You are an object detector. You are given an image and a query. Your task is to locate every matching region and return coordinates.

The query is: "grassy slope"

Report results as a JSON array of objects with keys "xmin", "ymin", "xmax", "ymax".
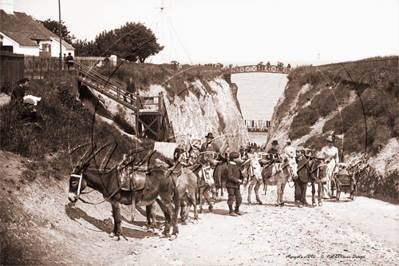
[
  {"xmin": 271, "ymin": 56, "xmax": 399, "ymax": 200},
  {"xmin": 0, "ymin": 64, "xmax": 227, "ymax": 264}
]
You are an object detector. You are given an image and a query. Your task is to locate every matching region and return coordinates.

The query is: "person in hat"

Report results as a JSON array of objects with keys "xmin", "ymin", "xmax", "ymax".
[
  {"xmin": 11, "ymin": 78, "xmax": 30, "ymax": 104},
  {"xmin": 319, "ymin": 135, "xmax": 339, "ymax": 198},
  {"xmin": 201, "ymin": 132, "xmax": 220, "ymax": 152},
  {"xmin": 282, "ymin": 139, "xmax": 297, "ymax": 182},
  {"xmin": 19, "ymin": 98, "xmax": 38, "ymax": 123},
  {"xmin": 200, "ymin": 132, "xmax": 220, "ymax": 162},
  {"xmin": 239, "ymin": 146, "xmax": 248, "ymax": 161},
  {"xmin": 267, "ymin": 140, "xmax": 280, "ymax": 161},
  {"xmin": 294, "ymin": 147, "xmax": 309, "ymax": 207},
  {"xmin": 223, "ymin": 151, "xmax": 244, "ymax": 216}
]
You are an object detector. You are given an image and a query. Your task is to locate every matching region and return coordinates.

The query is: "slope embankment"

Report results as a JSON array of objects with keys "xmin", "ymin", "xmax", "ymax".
[
  {"xmin": 0, "ymin": 64, "xmax": 249, "ymax": 264},
  {"xmin": 267, "ymin": 57, "xmax": 399, "ymax": 202}
]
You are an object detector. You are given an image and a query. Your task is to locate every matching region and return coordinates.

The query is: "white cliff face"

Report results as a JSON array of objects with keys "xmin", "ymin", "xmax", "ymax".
[
  {"xmin": 88, "ymin": 77, "xmax": 249, "ymax": 152},
  {"xmin": 161, "ymin": 78, "xmax": 249, "ymax": 152}
]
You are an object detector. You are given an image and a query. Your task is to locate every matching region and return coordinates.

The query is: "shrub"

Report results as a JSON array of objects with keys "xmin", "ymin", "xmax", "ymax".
[
  {"xmin": 289, "ymin": 125, "xmax": 312, "ymax": 140},
  {"xmin": 0, "ymin": 79, "xmax": 136, "ymax": 162}
]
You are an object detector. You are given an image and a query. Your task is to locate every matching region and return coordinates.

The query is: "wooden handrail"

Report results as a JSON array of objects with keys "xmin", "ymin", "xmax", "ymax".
[{"xmin": 75, "ymin": 61, "xmax": 138, "ymax": 107}]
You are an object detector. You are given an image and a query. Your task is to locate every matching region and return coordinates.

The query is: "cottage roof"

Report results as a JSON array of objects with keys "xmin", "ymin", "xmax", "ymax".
[{"xmin": 0, "ymin": 10, "xmax": 74, "ymax": 50}]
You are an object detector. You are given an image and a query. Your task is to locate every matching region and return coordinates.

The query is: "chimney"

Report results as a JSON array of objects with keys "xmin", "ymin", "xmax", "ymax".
[{"xmin": 0, "ymin": 0, "xmax": 14, "ymax": 15}]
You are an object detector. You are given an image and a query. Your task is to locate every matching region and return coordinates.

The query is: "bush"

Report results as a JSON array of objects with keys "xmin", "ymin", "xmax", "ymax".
[
  {"xmin": 289, "ymin": 125, "xmax": 312, "ymax": 140},
  {"xmin": 0, "ymin": 79, "xmax": 136, "ymax": 163}
]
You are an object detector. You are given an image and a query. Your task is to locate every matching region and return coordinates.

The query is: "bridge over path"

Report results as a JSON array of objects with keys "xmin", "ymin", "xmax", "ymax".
[{"xmin": 222, "ymin": 63, "xmax": 289, "ymax": 83}]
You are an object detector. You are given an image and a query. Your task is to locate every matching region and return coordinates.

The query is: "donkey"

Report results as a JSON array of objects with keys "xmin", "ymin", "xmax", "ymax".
[
  {"xmin": 68, "ymin": 144, "xmax": 180, "ymax": 240},
  {"xmin": 261, "ymin": 159, "xmax": 297, "ymax": 206},
  {"xmin": 122, "ymin": 149, "xmax": 199, "ymax": 227},
  {"xmin": 295, "ymin": 154, "xmax": 323, "ymax": 206},
  {"xmin": 243, "ymin": 154, "xmax": 263, "ymax": 205}
]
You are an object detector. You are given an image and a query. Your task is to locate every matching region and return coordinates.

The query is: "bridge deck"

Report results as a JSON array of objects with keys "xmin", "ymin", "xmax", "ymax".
[{"xmin": 223, "ymin": 64, "xmax": 289, "ymax": 74}]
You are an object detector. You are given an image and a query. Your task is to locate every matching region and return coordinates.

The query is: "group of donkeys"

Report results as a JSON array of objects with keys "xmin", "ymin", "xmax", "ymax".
[{"xmin": 67, "ymin": 142, "xmax": 335, "ymax": 241}]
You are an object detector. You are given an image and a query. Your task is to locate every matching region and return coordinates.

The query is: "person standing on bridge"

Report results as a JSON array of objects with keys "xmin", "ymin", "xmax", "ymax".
[{"xmin": 125, "ymin": 78, "xmax": 137, "ymax": 103}]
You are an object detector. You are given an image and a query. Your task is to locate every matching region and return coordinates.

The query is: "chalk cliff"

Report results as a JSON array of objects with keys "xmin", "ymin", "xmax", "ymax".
[
  {"xmin": 87, "ymin": 75, "xmax": 249, "ymax": 152},
  {"xmin": 266, "ymin": 59, "xmax": 399, "ymax": 200}
]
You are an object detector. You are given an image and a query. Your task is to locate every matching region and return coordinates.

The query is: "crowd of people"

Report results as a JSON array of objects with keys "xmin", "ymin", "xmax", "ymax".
[{"xmin": 174, "ymin": 132, "xmax": 346, "ymax": 215}]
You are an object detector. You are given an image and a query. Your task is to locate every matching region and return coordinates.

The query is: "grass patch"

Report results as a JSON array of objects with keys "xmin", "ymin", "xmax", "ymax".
[
  {"xmin": 284, "ymin": 56, "xmax": 398, "ymax": 158},
  {"xmin": 0, "ymin": 79, "xmax": 138, "ymax": 169}
]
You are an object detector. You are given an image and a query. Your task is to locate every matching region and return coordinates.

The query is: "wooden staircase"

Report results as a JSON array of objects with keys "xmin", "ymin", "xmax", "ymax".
[{"xmin": 75, "ymin": 61, "xmax": 173, "ymax": 141}]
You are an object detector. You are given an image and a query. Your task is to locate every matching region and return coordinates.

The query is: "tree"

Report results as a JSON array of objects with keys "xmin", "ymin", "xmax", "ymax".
[
  {"xmin": 72, "ymin": 39, "xmax": 99, "ymax": 56},
  {"xmin": 95, "ymin": 22, "xmax": 164, "ymax": 63},
  {"xmin": 38, "ymin": 19, "xmax": 75, "ymax": 44}
]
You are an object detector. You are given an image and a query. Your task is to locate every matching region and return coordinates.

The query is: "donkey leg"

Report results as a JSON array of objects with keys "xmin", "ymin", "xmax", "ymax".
[
  {"xmin": 318, "ymin": 182, "xmax": 323, "ymax": 206},
  {"xmin": 110, "ymin": 200, "xmax": 123, "ymax": 240},
  {"xmin": 276, "ymin": 183, "xmax": 281, "ymax": 206},
  {"xmin": 156, "ymin": 199, "xmax": 171, "ymax": 237},
  {"xmin": 130, "ymin": 198, "xmax": 136, "ymax": 223},
  {"xmin": 191, "ymin": 192, "xmax": 198, "ymax": 221},
  {"xmin": 254, "ymin": 179, "xmax": 263, "ymax": 204},
  {"xmin": 198, "ymin": 187, "xmax": 203, "ymax": 214},
  {"xmin": 311, "ymin": 183, "xmax": 316, "ymax": 206},
  {"xmin": 146, "ymin": 204, "xmax": 156, "ymax": 228},
  {"xmin": 203, "ymin": 186, "xmax": 213, "ymax": 212},
  {"xmin": 180, "ymin": 196, "xmax": 189, "ymax": 225},
  {"xmin": 247, "ymin": 176, "xmax": 254, "ymax": 204}
]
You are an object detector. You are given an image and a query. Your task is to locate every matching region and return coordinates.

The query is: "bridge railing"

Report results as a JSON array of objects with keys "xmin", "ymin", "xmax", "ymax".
[
  {"xmin": 136, "ymin": 93, "xmax": 165, "ymax": 114},
  {"xmin": 223, "ymin": 64, "xmax": 290, "ymax": 74},
  {"xmin": 74, "ymin": 61, "xmax": 138, "ymax": 109}
]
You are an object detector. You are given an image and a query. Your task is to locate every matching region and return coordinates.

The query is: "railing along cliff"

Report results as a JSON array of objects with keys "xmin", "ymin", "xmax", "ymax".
[{"xmin": 75, "ymin": 61, "xmax": 137, "ymax": 110}]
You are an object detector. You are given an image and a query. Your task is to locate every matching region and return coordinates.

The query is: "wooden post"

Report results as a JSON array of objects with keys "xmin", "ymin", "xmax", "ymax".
[{"xmin": 136, "ymin": 95, "xmax": 140, "ymax": 137}]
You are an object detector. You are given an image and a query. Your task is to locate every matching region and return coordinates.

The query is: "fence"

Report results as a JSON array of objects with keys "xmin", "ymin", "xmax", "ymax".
[
  {"xmin": 75, "ymin": 56, "xmax": 106, "ymax": 68},
  {"xmin": 24, "ymin": 56, "xmax": 62, "ymax": 78},
  {"xmin": 245, "ymin": 120, "xmax": 270, "ymax": 132},
  {"xmin": 0, "ymin": 52, "xmax": 24, "ymax": 88}
]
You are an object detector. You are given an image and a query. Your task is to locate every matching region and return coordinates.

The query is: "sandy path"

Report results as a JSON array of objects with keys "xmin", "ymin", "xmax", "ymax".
[
  {"xmin": 130, "ymin": 185, "xmax": 398, "ymax": 266},
  {"xmin": 1, "ymin": 149, "xmax": 397, "ymax": 266}
]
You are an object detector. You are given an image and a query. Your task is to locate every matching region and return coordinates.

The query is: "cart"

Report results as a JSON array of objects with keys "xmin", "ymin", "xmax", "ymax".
[{"xmin": 330, "ymin": 163, "xmax": 356, "ymax": 201}]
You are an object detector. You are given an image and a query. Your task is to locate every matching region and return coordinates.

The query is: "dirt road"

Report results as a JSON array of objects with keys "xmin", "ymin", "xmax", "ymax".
[
  {"xmin": 129, "ymin": 185, "xmax": 398, "ymax": 266},
  {"xmin": 0, "ymin": 150, "xmax": 398, "ymax": 265}
]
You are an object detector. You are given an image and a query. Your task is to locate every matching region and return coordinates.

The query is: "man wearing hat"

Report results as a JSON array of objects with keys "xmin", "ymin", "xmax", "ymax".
[
  {"xmin": 20, "ymin": 98, "xmax": 38, "ymax": 123},
  {"xmin": 200, "ymin": 132, "xmax": 220, "ymax": 154},
  {"xmin": 294, "ymin": 147, "xmax": 309, "ymax": 207},
  {"xmin": 267, "ymin": 140, "xmax": 280, "ymax": 161},
  {"xmin": 223, "ymin": 151, "xmax": 244, "ymax": 216}
]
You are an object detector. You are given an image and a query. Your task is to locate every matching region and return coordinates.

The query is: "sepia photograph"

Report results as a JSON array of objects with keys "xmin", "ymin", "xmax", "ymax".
[{"xmin": 1, "ymin": 0, "xmax": 398, "ymax": 265}]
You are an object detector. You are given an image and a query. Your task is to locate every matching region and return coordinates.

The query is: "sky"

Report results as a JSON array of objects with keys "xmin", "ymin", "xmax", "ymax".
[{"xmin": 13, "ymin": 0, "xmax": 399, "ymax": 65}]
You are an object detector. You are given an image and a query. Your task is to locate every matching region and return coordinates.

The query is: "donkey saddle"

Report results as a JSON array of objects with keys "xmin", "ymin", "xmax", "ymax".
[{"xmin": 118, "ymin": 166, "xmax": 146, "ymax": 191}]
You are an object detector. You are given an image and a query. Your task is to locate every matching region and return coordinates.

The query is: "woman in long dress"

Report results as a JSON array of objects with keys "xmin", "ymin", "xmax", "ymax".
[{"xmin": 319, "ymin": 135, "xmax": 339, "ymax": 198}]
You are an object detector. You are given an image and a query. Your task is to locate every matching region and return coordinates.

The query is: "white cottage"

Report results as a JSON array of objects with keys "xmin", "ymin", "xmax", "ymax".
[{"xmin": 0, "ymin": 0, "xmax": 74, "ymax": 57}]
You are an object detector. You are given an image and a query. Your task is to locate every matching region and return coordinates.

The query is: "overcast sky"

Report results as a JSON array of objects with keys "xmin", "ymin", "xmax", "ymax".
[{"xmin": 14, "ymin": 0, "xmax": 399, "ymax": 65}]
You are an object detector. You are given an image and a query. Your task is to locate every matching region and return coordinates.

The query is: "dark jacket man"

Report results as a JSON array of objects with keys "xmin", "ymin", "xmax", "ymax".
[
  {"xmin": 11, "ymin": 78, "xmax": 29, "ymax": 104},
  {"xmin": 223, "ymin": 152, "xmax": 244, "ymax": 216}
]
